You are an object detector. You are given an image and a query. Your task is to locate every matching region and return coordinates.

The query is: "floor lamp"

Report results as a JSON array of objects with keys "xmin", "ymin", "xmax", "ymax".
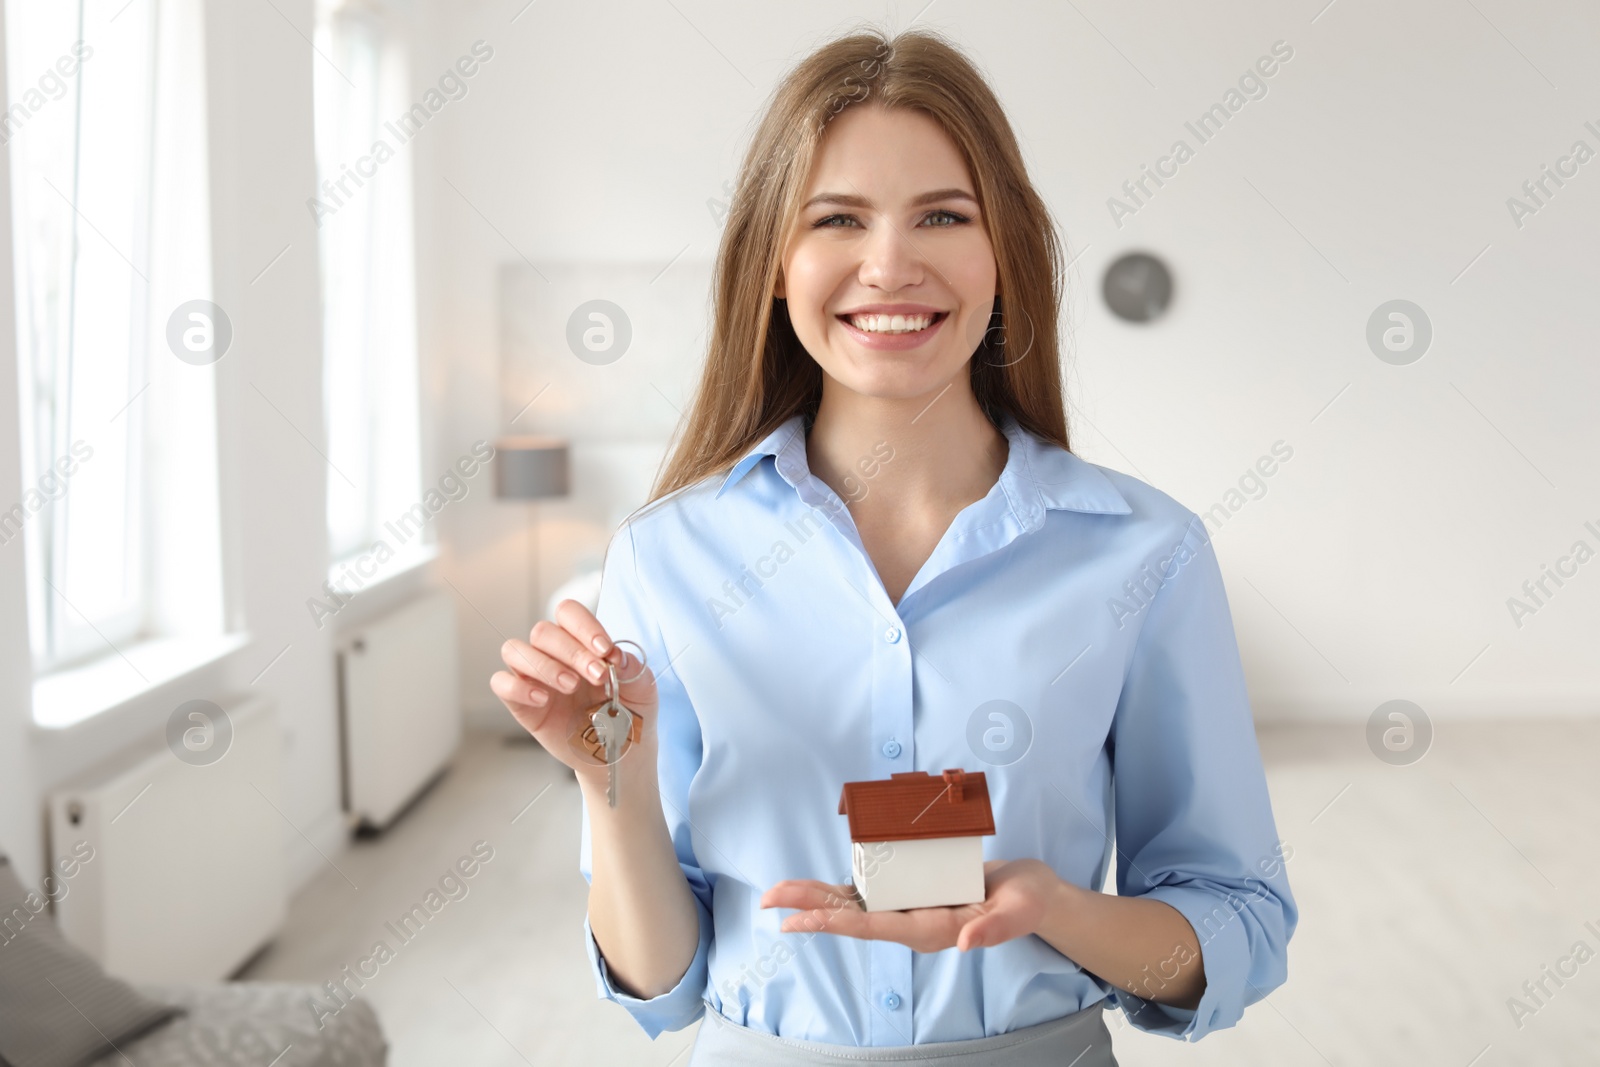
[{"xmin": 493, "ymin": 434, "xmax": 572, "ymax": 628}]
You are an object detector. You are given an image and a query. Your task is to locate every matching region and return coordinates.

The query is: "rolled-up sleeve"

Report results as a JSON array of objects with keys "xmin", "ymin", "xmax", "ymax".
[
  {"xmin": 1106, "ymin": 511, "xmax": 1298, "ymax": 1042},
  {"xmin": 577, "ymin": 518, "xmax": 715, "ymax": 1038}
]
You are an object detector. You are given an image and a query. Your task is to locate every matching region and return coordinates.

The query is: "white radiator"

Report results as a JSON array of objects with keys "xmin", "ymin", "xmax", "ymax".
[
  {"xmin": 48, "ymin": 693, "xmax": 287, "ymax": 983},
  {"xmin": 338, "ymin": 588, "xmax": 461, "ymax": 831}
]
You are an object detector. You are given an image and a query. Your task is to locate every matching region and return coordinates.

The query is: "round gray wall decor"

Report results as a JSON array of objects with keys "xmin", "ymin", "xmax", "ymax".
[{"xmin": 1102, "ymin": 252, "xmax": 1174, "ymax": 324}]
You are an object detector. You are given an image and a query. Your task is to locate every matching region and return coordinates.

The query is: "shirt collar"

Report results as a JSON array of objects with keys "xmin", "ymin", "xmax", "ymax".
[
  {"xmin": 713, "ymin": 410, "xmax": 1131, "ymax": 517},
  {"xmin": 714, "ymin": 415, "xmax": 809, "ymax": 499}
]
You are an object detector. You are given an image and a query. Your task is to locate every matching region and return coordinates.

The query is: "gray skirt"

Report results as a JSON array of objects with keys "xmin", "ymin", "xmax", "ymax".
[{"xmin": 688, "ymin": 1000, "xmax": 1119, "ymax": 1066}]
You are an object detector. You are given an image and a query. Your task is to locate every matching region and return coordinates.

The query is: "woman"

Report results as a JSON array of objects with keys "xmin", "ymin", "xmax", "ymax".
[{"xmin": 491, "ymin": 25, "xmax": 1296, "ymax": 1067}]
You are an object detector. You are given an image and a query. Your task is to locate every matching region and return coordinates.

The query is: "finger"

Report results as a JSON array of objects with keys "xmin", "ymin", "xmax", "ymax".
[
  {"xmin": 500, "ymin": 638, "xmax": 577, "ymax": 694},
  {"xmin": 761, "ymin": 879, "xmax": 842, "ymax": 900},
  {"xmin": 490, "ymin": 668, "xmax": 550, "ymax": 710},
  {"xmin": 551, "ymin": 600, "xmax": 658, "ymax": 704},
  {"xmin": 958, "ymin": 915, "xmax": 1005, "ymax": 951},
  {"xmin": 780, "ymin": 906, "xmax": 929, "ymax": 945},
  {"xmin": 761, "ymin": 881, "xmax": 857, "ymax": 911},
  {"xmin": 502, "ymin": 634, "xmax": 588, "ymax": 696},
  {"xmin": 781, "ymin": 906, "xmax": 872, "ymax": 938},
  {"xmin": 957, "ymin": 903, "xmax": 1025, "ymax": 951},
  {"xmin": 531, "ymin": 618, "xmax": 616, "ymax": 690},
  {"xmin": 490, "ymin": 670, "xmax": 551, "ymax": 733},
  {"xmin": 553, "ymin": 597, "xmax": 614, "ymax": 658}
]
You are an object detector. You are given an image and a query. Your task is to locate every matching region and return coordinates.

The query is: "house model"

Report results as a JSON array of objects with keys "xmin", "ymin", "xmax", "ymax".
[{"xmin": 837, "ymin": 768, "xmax": 995, "ymax": 912}]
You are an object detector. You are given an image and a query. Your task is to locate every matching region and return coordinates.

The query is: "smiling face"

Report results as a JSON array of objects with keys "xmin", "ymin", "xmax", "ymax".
[{"xmin": 775, "ymin": 103, "xmax": 998, "ymax": 404}]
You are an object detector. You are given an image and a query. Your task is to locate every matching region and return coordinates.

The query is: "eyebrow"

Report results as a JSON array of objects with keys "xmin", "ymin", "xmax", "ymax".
[{"xmin": 801, "ymin": 187, "xmax": 979, "ymax": 211}]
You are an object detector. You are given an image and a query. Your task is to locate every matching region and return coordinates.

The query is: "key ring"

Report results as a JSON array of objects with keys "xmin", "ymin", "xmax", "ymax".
[
  {"xmin": 609, "ymin": 639, "xmax": 648, "ymax": 685},
  {"xmin": 605, "ymin": 660, "xmax": 621, "ymax": 705}
]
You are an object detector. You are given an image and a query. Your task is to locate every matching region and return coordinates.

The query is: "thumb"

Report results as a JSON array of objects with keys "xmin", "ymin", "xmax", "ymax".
[
  {"xmin": 959, "ymin": 910, "xmax": 1019, "ymax": 951},
  {"xmin": 959, "ymin": 917, "xmax": 995, "ymax": 951}
]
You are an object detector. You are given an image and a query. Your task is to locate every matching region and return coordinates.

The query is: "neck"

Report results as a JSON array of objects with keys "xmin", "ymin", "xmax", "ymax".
[{"xmin": 805, "ymin": 378, "xmax": 1008, "ymax": 516}]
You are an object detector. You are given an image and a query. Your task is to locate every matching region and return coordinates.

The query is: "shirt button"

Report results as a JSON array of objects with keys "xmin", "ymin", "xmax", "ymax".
[
  {"xmin": 881, "ymin": 739, "xmax": 901, "ymax": 759},
  {"xmin": 884, "ymin": 625, "xmax": 901, "ymax": 643},
  {"xmin": 883, "ymin": 991, "xmax": 901, "ymax": 1011}
]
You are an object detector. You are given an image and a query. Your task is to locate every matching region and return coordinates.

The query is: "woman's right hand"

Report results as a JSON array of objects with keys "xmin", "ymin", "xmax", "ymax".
[{"xmin": 490, "ymin": 598, "xmax": 659, "ymax": 789}]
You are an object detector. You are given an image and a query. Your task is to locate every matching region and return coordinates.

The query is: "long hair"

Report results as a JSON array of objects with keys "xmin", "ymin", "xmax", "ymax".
[{"xmin": 638, "ymin": 25, "xmax": 1073, "ymax": 517}]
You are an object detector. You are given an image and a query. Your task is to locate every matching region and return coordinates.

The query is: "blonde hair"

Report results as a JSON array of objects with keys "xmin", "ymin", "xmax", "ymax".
[{"xmin": 639, "ymin": 25, "xmax": 1073, "ymax": 518}]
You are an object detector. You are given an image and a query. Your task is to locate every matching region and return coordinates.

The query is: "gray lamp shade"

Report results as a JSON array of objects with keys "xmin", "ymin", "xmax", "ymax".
[{"xmin": 494, "ymin": 436, "xmax": 570, "ymax": 499}]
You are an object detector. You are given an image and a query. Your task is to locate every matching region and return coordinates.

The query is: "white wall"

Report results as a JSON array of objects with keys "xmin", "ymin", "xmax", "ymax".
[{"xmin": 412, "ymin": 0, "xmax": 1598, "ymax": 727}]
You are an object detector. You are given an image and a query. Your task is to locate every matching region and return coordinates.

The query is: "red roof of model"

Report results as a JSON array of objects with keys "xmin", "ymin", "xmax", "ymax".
[{"xmin": 837, "ymin": 768, "xmax": 996, "ymax": 843}]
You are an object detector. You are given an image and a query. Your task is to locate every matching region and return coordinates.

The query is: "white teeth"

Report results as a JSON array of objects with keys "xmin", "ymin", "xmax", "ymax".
[{"xmin": 846, "ymin": 312, "xmax": 937, "ymax": 334}]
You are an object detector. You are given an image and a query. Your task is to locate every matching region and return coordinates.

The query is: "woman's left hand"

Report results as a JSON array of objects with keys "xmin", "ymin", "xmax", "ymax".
[{"xmin": 759, "ymin": 859, "xmax": 1063, "ymax": 954}]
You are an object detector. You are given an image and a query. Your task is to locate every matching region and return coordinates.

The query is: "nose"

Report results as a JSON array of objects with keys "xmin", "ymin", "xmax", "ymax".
[{"xmin": 856, "ymin": 216, "xmax": 926, "ymax": 292}]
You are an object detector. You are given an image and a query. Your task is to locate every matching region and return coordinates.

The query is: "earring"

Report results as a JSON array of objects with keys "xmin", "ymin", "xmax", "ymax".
[{"xmin": 981, "ymin": 297, "xmax": 1033, "ymax": 369}]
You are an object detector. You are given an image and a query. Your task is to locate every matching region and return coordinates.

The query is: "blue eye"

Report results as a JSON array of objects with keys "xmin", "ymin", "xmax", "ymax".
[{"xmin": 811, "ymin": 210, "xmax": 972, "ymax": 229}]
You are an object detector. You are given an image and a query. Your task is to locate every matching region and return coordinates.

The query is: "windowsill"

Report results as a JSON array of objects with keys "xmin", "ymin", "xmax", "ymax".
[
  {"xmin": 31, "ymin": 631, "xmax": 253, "ymax": 731},
  {"xmin": 327, "ymin": 538, "xmax": 439, "ymax": 598},
  {"xmin": 28, "ymin": 542, "xmax": 439, "ymax": 731}
]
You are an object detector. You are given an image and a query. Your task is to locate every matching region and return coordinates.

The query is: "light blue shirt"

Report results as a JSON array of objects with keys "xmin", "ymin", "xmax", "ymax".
[{"xmin": 579, "ymin": 410, "xmax": 1297, "ymax": 1046}]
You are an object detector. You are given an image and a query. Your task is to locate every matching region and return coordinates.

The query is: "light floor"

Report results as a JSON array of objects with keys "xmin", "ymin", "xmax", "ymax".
[{"xmin": 241, "ymin": 721, "xmax": 1600, "ymax": 1066}]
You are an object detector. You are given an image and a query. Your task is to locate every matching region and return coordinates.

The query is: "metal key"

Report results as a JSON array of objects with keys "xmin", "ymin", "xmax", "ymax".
[{"xmin": 591, "ymin": 663, "xmax": 634, "ymax": 808}]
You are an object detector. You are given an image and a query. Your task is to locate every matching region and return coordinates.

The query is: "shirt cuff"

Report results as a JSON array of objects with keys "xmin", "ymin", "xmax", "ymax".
[
  {"xmin": 584, "ymin": 894, "xmax": 712, "ymax": 1039},
  {"xmin": 1110, "ymin": 883, "xmax": 1255, "ymax": 1042}
]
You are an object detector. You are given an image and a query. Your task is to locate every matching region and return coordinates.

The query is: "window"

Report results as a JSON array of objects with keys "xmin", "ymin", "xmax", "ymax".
[
  {"xmin": 8, "ymin": 0, "xmax": 223, "ymax": 705},
  {"xmin": 312, "ymin": 0, "xmax": 422, "ymax": 572}
]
